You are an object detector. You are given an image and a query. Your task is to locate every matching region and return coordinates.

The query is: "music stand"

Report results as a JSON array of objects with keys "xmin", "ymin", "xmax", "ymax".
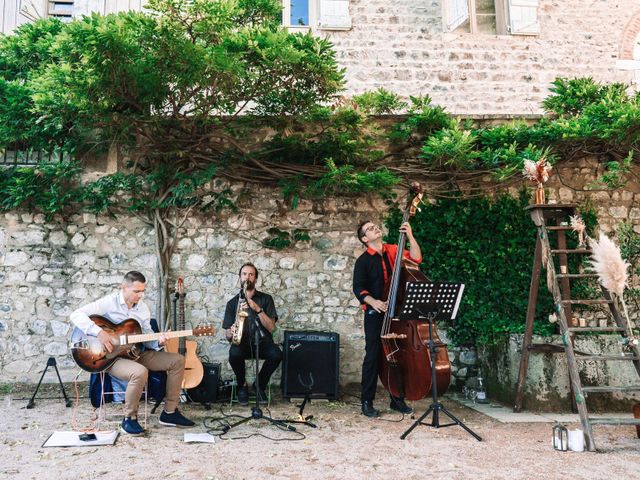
[{"xmin": 398, "ymin": 282, "xmax": 482, "ymax": 442}]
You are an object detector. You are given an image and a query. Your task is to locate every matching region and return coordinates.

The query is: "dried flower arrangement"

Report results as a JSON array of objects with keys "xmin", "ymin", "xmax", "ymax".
[{"xmin": 522, "ymin": 158, "xmax": 553, "ymax": 204}]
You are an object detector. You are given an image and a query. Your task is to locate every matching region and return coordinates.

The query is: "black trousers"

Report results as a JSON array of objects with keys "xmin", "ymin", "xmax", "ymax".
[
  {"xmin": 361, "ymin": 311, "xmax": 405, "ymax": 404},
  {"xmin": 361, "ymin": 312, "xmax": 384, "ymax": 403},
  {"xmin": 229, "ymin": 340, "xmax": 282, "ymax": 390}
]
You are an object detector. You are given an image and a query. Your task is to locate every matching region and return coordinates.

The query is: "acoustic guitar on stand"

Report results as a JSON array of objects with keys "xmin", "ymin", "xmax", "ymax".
[
  {"xmin": 70, "ymin": 314, "xmax": 214, "ymax": 373},
  {"xmin": 165, "ymin": 277, "xmax": 205, "ymax": 389}
]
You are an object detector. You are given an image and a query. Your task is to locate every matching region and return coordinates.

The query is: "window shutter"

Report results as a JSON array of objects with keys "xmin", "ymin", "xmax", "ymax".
[
  {"xmin": 71, "ymin": 0, "xmax": 104, "ymax": 17},
  {"xmin": 507, "ymin": 0, "xmax": 539, "ymax": 35},
  {"xmin": 19, "ymin": 0, "xmax": 47, "ymax": 20},
  {"xmin": 447, "ymin": 0, "xmax": 469, "ymax": 31},
  {"xmin": 319, "ymin": 0, "xmax": 351, "ymax": 30}
]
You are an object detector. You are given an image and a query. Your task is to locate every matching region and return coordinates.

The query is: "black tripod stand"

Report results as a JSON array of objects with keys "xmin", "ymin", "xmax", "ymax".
[
  {"xmin": 224, "ymin": 314, "xmax": 295, "ymax": 434},
  {"xmin": 398, "ymin": 283, "xmax": 481, "ymax": 441},
  {"xmin": 26, "ymin": 357, "xmax": 72, "ymax": 409}
]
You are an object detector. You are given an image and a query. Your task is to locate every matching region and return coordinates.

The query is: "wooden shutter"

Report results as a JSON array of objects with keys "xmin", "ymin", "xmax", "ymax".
[
  {"xmin": 318, "ymin": 0, "xmax": 351, "ymax": 30},
  {"xmin": 447, "ymin": 0, "xmax": 469, "ymax": 31},
  {"xmin": 507, "ymin": 0, "xmax": 539, "ymax": 35}
]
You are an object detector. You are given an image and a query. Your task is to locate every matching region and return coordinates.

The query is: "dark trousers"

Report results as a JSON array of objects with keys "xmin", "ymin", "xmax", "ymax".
[
  {"xmin": 229, "ymin": 340, "xmax": 282, "ymax": 390},
  {"xmin": 361, "ymin": 312, "xmax": 384, "ymax": 403},
  {"xmin": 361, "ymin": 312, "xmax": 405, "ymax": 404}
]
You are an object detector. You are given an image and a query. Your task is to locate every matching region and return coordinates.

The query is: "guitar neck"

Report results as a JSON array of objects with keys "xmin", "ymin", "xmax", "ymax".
[{"xmin": 127, "ymin": 329, "xmax": 193, "ymax": 344}]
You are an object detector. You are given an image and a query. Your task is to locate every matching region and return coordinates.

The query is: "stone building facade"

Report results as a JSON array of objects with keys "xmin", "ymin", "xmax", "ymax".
[{"xmin": 3, "ymin": 1, "xmax": 640, "ymax": 114}]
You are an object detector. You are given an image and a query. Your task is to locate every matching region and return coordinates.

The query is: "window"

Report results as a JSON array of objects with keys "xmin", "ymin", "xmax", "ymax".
[
  {"xmin": 282, "ymin": 0, "xmax": 351, "ymax": 31},
  {"xmin": 290, "ymin": 0, "xmax": 310, "ymax": 27},
  {"xmin": 48, "ymin": 1, "xmax": 75, "ymax": 22},
  {"xmin": 444, "ymin": 0, "xmax": 539, "ymax": 36}
]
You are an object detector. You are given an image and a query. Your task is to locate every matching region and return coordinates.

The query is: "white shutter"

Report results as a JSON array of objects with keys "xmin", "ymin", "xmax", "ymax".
[
  {"xmin": 19, "ymin": 0, "xmax": 47, "ymax": 20},
  {"xmin": 507, "ymin": 0, "xmax": 539, "ymax": 35},
  {"xmin": 447, "ymin": 0, "xmax": 469, "ymax": 31},
  {"xmin": 318, "ymin": 0, "xmax": 351, "ymax": 30},
  {"xmin": 72, "ymin": 0, "xmax": 106, "ymax": 17}
]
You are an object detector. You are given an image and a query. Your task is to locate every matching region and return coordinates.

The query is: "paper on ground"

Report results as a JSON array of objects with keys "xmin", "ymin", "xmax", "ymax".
[
  {"xmin": 42, "ymin": 430, "xmax": 118, "ymax": 447},
  {"xmin": 184, "ymin": 432, "xmax": 215, "ymax": 443}
]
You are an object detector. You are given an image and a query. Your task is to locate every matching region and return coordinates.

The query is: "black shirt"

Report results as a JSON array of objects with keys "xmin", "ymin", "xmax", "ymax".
[
  {"xmin": 352, "ymin": 243, "xmax": 422, "ymax": 310},
  {"xmin": 223, "ymin": 290, "xmax": 278, "ymax": 344}
]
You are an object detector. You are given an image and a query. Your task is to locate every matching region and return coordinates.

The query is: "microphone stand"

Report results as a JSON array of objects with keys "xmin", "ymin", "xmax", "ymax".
[{"xmin": 224, "ymin": 297, "xmax": 296, "ymax": 434}]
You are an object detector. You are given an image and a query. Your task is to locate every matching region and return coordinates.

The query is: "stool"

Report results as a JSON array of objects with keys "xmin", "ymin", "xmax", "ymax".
[
  {"xmin": 229, "ymin": 379, "xmax": 272, "ymax": 406},
  {"xmin": 93, "ymin": 372, "xmax": 149, "ymax": 430}
]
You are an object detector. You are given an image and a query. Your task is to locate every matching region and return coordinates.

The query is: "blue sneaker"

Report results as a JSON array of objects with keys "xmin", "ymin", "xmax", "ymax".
[
  {"xmin": 159, "ymin": 409, "xmax": 195, "ymax": 427},
  {"xmin": 121, "ymin": 417, "xmax": 144, "ymax": 435}
]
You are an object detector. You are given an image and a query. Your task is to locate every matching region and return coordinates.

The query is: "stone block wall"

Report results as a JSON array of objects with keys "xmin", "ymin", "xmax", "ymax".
[
  {"xmin": 0, "ymin": 183, "xmax": 481, "ymax": 392},
  {"xmin": 324, "ymin": 0, "xmax": 638, "ymax": 114},
  {"xmin": 1, "ymin": 156, "xmax": 640, "ymax": 398},
  {"xmin": 480, "ymin": 334, "xmax": 640, "ymax": 411}
]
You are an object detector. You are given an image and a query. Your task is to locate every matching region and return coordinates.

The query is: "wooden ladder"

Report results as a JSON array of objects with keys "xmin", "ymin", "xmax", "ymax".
[{"xmin": 514, "ymin": 204, "xmax": 640, "ymax": 451}]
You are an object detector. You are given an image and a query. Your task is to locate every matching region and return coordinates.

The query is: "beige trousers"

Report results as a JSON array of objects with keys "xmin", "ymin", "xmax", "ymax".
[{"xmin": 108, "ymin": 350, "xmax": 185, "ymax": 418}]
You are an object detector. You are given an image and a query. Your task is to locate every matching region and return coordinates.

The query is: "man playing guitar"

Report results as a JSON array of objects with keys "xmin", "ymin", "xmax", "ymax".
[{"xmin": 70, "ymin": 271, "xmax": 195, "ymax": 435}]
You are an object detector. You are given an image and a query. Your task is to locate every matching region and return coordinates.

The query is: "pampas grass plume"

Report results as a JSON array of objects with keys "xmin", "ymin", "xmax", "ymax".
[{"xmin": 588, "ymin": 232, "xmax": 629, "ymax": 297}]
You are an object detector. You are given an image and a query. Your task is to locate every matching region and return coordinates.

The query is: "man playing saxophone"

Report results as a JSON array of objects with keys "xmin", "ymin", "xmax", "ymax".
[{"xmin": 223, "ymin": 262, "xmax": 282, "ymax": 406}]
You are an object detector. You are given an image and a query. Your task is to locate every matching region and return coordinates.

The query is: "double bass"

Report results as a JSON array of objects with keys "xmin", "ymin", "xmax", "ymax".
[{"xmin": 378, "ymin": 183, "xmax": 451, "ymax": 401}]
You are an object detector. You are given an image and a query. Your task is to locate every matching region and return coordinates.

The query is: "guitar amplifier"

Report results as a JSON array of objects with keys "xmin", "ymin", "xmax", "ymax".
[
  {"xmin": 187, "ymin": 363, "xmax": 220, "ymax": 403},
  {"xmin": 282, "ymin": 330, "xmax": 339, "ymax": 400}
]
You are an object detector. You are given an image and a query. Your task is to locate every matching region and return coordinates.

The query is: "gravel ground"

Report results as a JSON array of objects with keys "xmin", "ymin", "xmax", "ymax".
[{"xmin": 2, "ymin": 384, "xmax": 640, "ymax": 480}]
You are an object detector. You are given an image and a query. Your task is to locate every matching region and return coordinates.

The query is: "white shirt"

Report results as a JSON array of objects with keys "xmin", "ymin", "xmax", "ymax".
[{"xmin": 69, "ymin": 291, "xmax": 159, "ymax": 350}]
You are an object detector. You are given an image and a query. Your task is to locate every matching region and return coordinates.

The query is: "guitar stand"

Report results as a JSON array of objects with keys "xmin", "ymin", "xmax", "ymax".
[
  {"xmin": 26, "ymin": 357, "xmax": 72, "ymax": 409},
  {"xmin": 285, "ymin": 384, "xmax": 317, "ymax": 428},
  {"xmin": 400, "ymin": 312, "xmax": 481, "ymax": 442}
]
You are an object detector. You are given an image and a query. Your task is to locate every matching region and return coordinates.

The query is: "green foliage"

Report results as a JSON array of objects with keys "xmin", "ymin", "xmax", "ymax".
[
  {"xmin": 305, "ymin": 159, "xmax": 398, "ymax": 196},
  {"xmin": 0, "ymin": 383, "xmax": 13, "ymax": 394},
  {"xmin": 617, "ymin": 221, "xmax": 640, "ymax": 275},
  {"xmin": 388, "ymin": 95, "xmax": 453, "ymax": 144},
  {"xmin": 587, "ymin": 151, "xmax": 633, "ymax": 190},
  {"xmin": 420, "ymin": 122, "xmax": 479, "ymax": 169},
  {"xmin": 386, "ymin": 192, "xmax": 556, "ymax": 346},
  {"xmin": 262, "ymin": 227, "xmax": 310, "ymax": 250},
  {"xmin": 352, "ymin": 88, "xmax": 407, "ymax": 115},
  {"xmin": 0, "ymin": 161, "xmax": 82, "ymax": 214},
  {"xmin": 542, "ymin": 77, "xmax": 630, "ymax": 118}
]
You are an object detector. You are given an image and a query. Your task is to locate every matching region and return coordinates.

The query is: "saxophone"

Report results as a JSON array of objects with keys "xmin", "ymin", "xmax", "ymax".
[{"xmin": 230, "ymin": 282, "xmax": 250, "ymax": 345}]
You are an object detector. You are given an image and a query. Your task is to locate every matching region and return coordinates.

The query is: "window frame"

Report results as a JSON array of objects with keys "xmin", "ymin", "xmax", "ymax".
[{"xmin": 444, "ymin": 0, "xmax": 531, "ymax": 37}]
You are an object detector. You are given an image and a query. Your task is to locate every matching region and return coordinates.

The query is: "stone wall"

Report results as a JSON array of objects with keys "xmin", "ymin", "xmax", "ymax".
[
  {"xmin": 0, "ymin": 188, "xmax": 478, "ymax": 391},
  {"xmin": 480, "ymin": 335, "xmax": 640, "ymax": 411},
  {"xmin": 324, "ymin": 0, "xmax": 638, "ymax": 114},
  {"xmin": 1, "ymin": 156, "xmax": 639, "ymax": 398}
]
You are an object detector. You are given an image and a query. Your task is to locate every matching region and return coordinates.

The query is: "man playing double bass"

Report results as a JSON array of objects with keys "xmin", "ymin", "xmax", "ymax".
[{"xmin": 353, "ymin": 221, "xmax": 421, "ymax": 418}]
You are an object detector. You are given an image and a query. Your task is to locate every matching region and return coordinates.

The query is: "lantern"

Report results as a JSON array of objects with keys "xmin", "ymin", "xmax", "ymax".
[{"xmin": 552, "ymin": 424, "xmax": 568, "ymax": 451}]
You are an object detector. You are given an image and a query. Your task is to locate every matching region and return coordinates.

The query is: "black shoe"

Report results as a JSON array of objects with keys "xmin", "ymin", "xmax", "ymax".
[
  {"xmin": 159, "ymin": 409, "xmax": 195, "ymax": 427},
  {"xmin": 390, "ymin": 396, "xmax": 412, "ymax": 414},
  {"xmin": 121, "ymin": 417, "xmax": 144, "ymax": 435},
  {"xmin": 361, "ymin": 400, "xmax": 380, "ymax": 418},
  {"xmin": 252, "ymin": 382, "xmax": 268, "ymax": 403},
  {"xmin": 237, "ymin": 385, "xmax": 249, "ymax": 406}
]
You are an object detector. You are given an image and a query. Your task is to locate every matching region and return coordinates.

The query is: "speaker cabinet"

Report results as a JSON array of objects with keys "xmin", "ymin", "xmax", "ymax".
[
  {"xmin": 282, "ymin": 330, "xmax": 339, "ymax": 400},
  {"xmin": 187, "ymin": 362, "xmax": 220, "ymax": 403}
]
